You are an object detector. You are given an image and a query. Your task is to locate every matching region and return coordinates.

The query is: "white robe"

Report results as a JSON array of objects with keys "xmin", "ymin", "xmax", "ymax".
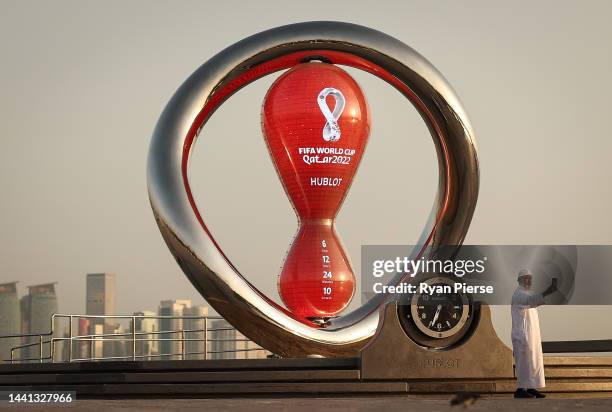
[{"xmin": 511, "ymin": 286, "xmax": 545, "ymax": 389}]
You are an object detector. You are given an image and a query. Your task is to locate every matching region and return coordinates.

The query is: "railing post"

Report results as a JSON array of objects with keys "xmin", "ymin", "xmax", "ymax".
[
  {"xmin": 39, "ymin": 335, "xmax": 43, "ymax": 363},
  {"xmin": 132, "ymin": 316, "xmax": 136, "ymax": 361},
  {"xmin": 68, "ymin": 316, "xmax": 73, "ymax": 362},
  {"xmin": 203, "ymin": 317, "xmax": 208, "ymax": 360},
  {"xmin": 51, "ymin": 314, "xmax": 56, "ymax": 362},
  {"xmin": 10, "ymin": 348, "xmax": 14, "ymax": 364},
  {"xmin": 181, "ymin": 330, "xmax": 185, "ymax": 360}
]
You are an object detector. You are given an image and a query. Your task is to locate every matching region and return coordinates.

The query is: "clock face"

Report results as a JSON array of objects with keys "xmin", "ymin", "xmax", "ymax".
[{"xmin": 409, "ymin": 277, "xmax": 470, "ymax": 339}]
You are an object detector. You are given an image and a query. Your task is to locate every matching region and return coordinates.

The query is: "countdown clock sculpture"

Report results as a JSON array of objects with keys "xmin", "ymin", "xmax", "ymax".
[
  {"xmin": 147, "ymin": 21, "xmax": 479, "ymax": 358},
  {"xmin": 262, "ymin": 63, "xmax": 370, "ymax": 323}
]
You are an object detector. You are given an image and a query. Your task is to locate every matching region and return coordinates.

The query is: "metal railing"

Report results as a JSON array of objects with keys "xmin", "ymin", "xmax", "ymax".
[{"xmin": 0, "ymin": 313, "xmax": 269, "ymax": 364}]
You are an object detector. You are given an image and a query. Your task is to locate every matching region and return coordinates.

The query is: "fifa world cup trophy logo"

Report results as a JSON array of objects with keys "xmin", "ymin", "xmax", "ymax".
[
  {"xmin": 261, "ymin": 63, "xmax": 370, "ymax": 324},
  {"xmin": 317, "ymin": 87, "xmax": 345, "ymax": 142}
]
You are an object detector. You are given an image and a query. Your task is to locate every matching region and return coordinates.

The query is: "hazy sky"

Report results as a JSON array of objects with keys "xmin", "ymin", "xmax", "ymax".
[{"xmin": 1, "ymin": 0, "xmax": 611, "ymax": 344}]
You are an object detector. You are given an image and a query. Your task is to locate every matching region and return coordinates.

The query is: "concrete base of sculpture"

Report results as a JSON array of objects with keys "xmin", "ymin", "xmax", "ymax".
[
  {"xmin": 0, "ymin": 354, "xmax": 611, "ymax": 397},
  {"xmin": 361, "ymin": 302, "xmax": 514, "ymax": 380},
  {"xmin": 0, "ymin": 304, "xmax": 610, "ymax": 397}
]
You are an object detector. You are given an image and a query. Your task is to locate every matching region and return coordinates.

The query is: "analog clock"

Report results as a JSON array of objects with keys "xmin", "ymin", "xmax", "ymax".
[{"xmin": 398, "ymin": 276, "xmax": 475, "ymax": 349}]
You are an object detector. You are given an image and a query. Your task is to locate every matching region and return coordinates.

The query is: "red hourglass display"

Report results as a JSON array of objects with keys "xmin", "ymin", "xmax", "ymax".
[{"xmin": 261, "ymin": 63, "xmax": 370, "ymax": 322}]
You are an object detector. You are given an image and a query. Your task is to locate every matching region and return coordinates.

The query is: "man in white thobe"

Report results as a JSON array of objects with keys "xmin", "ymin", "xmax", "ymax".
[{"xmin": 511, "ymin": 269, "xmax": 556, "ymax": 399}]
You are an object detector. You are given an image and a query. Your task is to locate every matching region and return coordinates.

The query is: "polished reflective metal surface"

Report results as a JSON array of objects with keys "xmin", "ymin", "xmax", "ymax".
[{"xmin": 147, "ymin": 21, "xmax": 479, "ymax": 357}]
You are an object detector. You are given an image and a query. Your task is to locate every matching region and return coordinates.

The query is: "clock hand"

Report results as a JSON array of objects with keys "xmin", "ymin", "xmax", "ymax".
[{"xmin": 429, "ymin": 304, "xmax": 442, "ymax": 327}]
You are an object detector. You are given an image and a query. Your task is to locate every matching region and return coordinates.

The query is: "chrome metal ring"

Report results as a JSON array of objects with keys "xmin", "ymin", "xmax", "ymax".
[{"xmin": 147, "ymin": 21, "xmax": 479, "ymax": 357}]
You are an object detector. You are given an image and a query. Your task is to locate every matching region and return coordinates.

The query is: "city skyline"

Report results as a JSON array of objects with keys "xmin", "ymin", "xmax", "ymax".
[
  {"xmin": 0, "ymin": 275, "xmax": 216, "ymax": 320},
  {"xmin": 1, "ymin": 274, "xmax": 266, "ymax": 363}
]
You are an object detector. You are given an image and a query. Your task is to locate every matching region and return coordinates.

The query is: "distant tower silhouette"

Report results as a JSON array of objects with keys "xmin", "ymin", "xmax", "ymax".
[
  {"xmin": 0, "ymin": 282, "xmax": 20, "ymax": 362},
  {"xmin": 86, "ymin": 273, "xmax": 116, "ymax": 358}
]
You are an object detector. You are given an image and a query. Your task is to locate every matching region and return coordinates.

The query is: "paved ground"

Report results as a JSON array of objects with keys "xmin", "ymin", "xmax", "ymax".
[{"xmin": 1, "ymin": 397, "xmax": 612, "ymax": 411}]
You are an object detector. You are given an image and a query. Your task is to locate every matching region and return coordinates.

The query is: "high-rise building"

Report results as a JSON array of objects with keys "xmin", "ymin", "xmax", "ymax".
[
  {"xmin": 183, "ymin": 305, "xmax": 208, "ymax": 360},
  {"xmin": 90, "ymin": 323, "xmax": 104, "ymax": 360},
  {"xmin": 209, "ymin": 319, "xmax": 232, "ymax": 360},
  {"xmin": 86, "ymin": 273, "xmax": 115, "ymax": 319},
  {"xmin": 0, "ymin": 282, "xmax": 20, "ymax": 363},
  {"xmin": 23, "ymin": 283, "xmax": 58, "ymax": 334},
  {"xmin": 158, "ymin": 299, "xmax": 191, "ymax": 360},
  {"xmin": 132, "ymin": 310, "xmax": 158, "ymax": 360},
  {"xmin": 110, "ymin": 323, "xmax": 128, "ymax": 360},
  {"xmin": 58, "ymin": 325, "xmax": 73, "ymax": 362},
  {"xmin": 86, "ymin": 273, "xmax": 115, "ymax": 358},
  {"xmin": 21, "ymin": 283, "xmax": 58, "ymax": 361},
  {"xmin": 209, "ymin": 319, "xmax": 269, "ymax": 360},
  {"xmin": 77, "ymin": 318, "xmax": 90, "ymax": 360}
]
